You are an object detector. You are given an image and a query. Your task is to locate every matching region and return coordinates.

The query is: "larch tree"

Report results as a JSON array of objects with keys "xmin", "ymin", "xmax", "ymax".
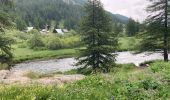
[
  {"xmin": 141, "ymin": 0, "xmax": 170, "ymax": 61},
  {"xmin": 76, "ymin": 0, "xmax": 118, "ymax": 73}
]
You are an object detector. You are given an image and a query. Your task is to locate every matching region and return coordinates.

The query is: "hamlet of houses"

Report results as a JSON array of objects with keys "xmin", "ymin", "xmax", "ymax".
[{"xmin": 25, "ymin": 25, "xmax": 69, "ymax": 35}]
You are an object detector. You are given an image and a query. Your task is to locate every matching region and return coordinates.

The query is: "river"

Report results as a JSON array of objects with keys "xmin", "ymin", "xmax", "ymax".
[{"xmin": 12, "ymin": 51, "xmax": 166, "ymax": 73}]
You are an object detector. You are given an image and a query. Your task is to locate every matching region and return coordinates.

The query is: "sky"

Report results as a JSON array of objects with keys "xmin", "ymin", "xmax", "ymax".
[{"xmin": 101, "ymin": 0, "xmax": 149, "ymax": 22}]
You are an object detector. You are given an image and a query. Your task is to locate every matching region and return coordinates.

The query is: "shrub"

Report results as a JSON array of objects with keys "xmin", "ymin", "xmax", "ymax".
[
  {"xmin": 61, "ymin": 36, "xmax": 82, "ymax": 48},
  {"xmin": 28, "ymin": 29, "xmax": 40, "ymax": 34},
  {"xmin": 17, "ymin": 43, "xmax": 27, "ymax": 48},
  {"xmin": 27, "ymin": 34, "xmax": 44, "ymax": 49},
  {"xmin": 46, "ymin": 37, "xmax": 62, "ymax": 50},
  {"xmin": 15, "ymin": 32, "xmax": 30, "ymax": 40},
  {"xmin": 141, "ymin": 79, "xmax": 159, "ymax": 90}
]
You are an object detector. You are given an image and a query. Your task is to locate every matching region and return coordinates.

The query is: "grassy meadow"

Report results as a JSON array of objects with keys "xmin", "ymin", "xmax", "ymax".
[
  {"xmin": 0, "ymin": 61, "xmax": 170, "ymax": 99},
  {"xmin": 3, "ymin": 30, "xmax": 139, "ymax": 64},
  {"xmin": 4, "ymin": 30, "xmax": 81, "ymax": 63},
  {"xmin": 12, "ymin": 47, "xmax": 77, "ymax": 63},
  {"xmin": 118, "ymin": 37, "xmax": 140, "ymax": 51}
]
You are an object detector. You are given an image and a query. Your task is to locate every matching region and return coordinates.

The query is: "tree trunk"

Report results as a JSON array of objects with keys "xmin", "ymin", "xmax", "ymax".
[{"xmin": 164, "ymin": 0, "xmax": 169, "ymax": 61}]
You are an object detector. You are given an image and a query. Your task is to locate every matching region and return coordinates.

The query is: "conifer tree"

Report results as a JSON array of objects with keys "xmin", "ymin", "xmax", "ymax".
[
  {"xmin": 113, "ymin": 23, "xmax": 123, "ymax": 35},
  {"xmin": 77, "ymin": 0, "xmax": 118, "ymax": 72},
  {"xmin": 0, "ymin": 0, "xmax": 14, "ymax": 65},
  {"xmin": 140, "ymin": 0, "xmax": 170, "ymax": 61},
  {"xmin": 126, "ymin": 18, "xmax": 139, "ymax": 36}
]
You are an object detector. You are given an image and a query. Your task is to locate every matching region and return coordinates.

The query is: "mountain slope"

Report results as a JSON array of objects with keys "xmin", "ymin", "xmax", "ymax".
[
  {"xmin": 114, "ymin": 14, "xmax": 129, "ymax": 23},
  {"xmin": 14, "ymin": 0, "xmax": 129, "ymax": 30},
  {"xmin": 62, "ymin": 0, "xmax": 87, "ymax": 5}
]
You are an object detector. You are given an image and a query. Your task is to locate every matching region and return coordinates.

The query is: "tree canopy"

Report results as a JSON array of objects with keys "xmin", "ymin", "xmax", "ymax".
[
  {"xmin": 0, "ymin": 0, "xmax": 14, "ymax": 65},
  {"xmin": 77, "ymin": 0, "xmax": 118, "ymax": 72},
  {"xmin": 13, "ymin": 0, "xmax": 129, "ymax": 30},
  {"xmin": 140, "ymin": 0, "xmax": 170, "ymax": 61}
]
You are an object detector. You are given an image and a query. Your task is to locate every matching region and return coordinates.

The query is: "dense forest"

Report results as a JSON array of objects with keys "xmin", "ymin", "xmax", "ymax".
[{"xmin": 14, "ymin": 0, "xmax": 129, "ymax": 30}]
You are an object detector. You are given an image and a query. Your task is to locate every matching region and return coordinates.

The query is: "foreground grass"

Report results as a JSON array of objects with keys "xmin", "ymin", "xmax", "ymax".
[
  {"xmin": 1, "ymin": 62, "xmax": 170, "ymax": 99},
  {"xmin": 12, "ymin": 47, "xmax": 77, "ymax": 63}
]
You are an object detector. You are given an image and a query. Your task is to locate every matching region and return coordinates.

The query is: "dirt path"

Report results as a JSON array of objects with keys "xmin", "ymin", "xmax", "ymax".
[{"xmin": 0, "ymin": 70, "xmax": 85, "ymax": 85}]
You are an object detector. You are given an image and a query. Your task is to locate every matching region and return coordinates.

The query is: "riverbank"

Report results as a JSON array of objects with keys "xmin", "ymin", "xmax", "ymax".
[
  {"xmin": 0, "ymin": 61, "xmax": 170, "ymax": 99},
  {"xmin": 0, "ymin": 69, "xmax": 84, "ymax": 85},
  {"xmin": 11, "ymin": 51, "xmax": 166, "ymax": 74},
  {"xmin": 13, "ymin": 48, "xmax": 78, "ymax": 63},
  {"xmin": 11, "ymin": 36, "xmax": 139, "ymax": 64}
]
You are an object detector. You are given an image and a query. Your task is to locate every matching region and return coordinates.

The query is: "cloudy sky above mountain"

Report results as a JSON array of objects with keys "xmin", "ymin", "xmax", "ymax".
[{"xmin": 101, "ymin": 0, "xmax": 149, "ymax": 22}]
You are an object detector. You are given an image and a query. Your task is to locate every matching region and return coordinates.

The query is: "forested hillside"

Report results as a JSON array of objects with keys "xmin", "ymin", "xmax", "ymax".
[{"xmin": 14, "ymin": 0, "xmax": 129, "ymax": 30}]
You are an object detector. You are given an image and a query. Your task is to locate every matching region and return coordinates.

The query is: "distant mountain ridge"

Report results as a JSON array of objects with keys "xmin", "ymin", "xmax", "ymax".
[
  {"xmin": 14, "ymin": 0, "xmax": 129, "ymax": 29},
  {"xmin": 62, "ymin": 0, "xmax": 87, "ymax": 5},
  {"xmin": 63, "ymin": 0, "xmax": 129, "ymax": 23},
  {"xmin": 115, "ymin": 14, "xmax": 129, "ymax": 23}
]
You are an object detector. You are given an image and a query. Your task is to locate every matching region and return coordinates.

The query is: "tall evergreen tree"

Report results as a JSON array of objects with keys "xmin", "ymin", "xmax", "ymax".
[
  {"xmin": 141, "ymin": 0, "xmax": 170, "ymax": 61},
  {"xmin": 15, "ymin": 17, "xmax": 27, "ymax": 30},
  {"xmin": 113, "ymin": 23, "xmax": 123, "ymax": 35},
  {"xmin": 77, "ymin": 0, "xmax": 118, "ymax": 72},
  {"xmin": 0, "ymin": 0, "xmax": 14, "ymax": 65},
  {"xmin": 126, "ymin": 18, "xmax": 139, "ymax": 36}
]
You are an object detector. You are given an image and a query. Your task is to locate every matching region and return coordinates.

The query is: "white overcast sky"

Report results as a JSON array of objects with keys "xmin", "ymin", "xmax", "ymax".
[{"xmin": 101, "ymin": 0, "xmax": 149, "ymax": 22}]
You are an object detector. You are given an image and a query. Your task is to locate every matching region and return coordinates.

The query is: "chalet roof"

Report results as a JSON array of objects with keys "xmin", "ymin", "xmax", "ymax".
[
  {"xmin": 27, "ymin": 27, "xmax": 33, "ymax": 32},
  {"xmin": 55, "ymin": 29, "xmax": 64, "ymax": 34}
]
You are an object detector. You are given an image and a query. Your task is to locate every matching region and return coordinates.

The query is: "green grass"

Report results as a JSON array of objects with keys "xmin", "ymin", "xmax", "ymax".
[
  {"xmin": 12, "ymin": 36, "xmax": 140, "ymax": 63},
  {"xmin": 119, "ymin": 37, "xmax": 140, "ymax": 51},
  {"xmin": 12, "ymin": 47, "xmax": 77, "ymax": 63},
  {"xmin": 1, "ymin": 62, "xmax": 170, "ymax": 99}
]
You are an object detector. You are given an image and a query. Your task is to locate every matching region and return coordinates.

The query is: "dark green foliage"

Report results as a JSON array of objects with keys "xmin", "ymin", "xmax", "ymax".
[
  {"xmin": 14, "ymin": 0, "xmax": 128, "ymax": 30},
  {"xmin": 113, "ymin": 23, "xmax": 123, "ymax": 35},
  {"xmin": 0, "ymin": 0, "xmax": 14, "ymax": 65},
  {"xmin": 0, "ymin": 0, "xmax": 13, "ymax": 10},
  {"xmin": 141, "ymin": 79, "xmax": 159, "ymax": 90},
  {"xmin": 141, "ymin": 0, "xmax": 170, "ymax": 61},
  {"xmin": 126, "ymin": 18, "xmax": 140, "ymax": 36},
  {"xmin": 0, "ymin": 35, "xmax": 14, "ymax": 64},
  {"xmin": 15, "ymin": 0, "xmax": 85, "ymax": 29},
  {"xmin": 0, "ymin": 12, "xmax": 12, "ymax": 32},
  {"xmin": 15, "ymin": 17, "xmax": 27, "ymax": 31},
  {"xmin": 77, "ymin": 0, "xmax": 118, "ymax": 72},
  {"xmin": 139, "ymin": 22, "xmax": 164, "ymax": 51}
]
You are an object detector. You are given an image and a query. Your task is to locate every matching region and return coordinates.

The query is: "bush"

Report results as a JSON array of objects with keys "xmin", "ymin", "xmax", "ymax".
[
  {"xmin": 28, "ymin": 29, "xmax": 40, "ymax": 34},
  {"xmin": 43, "ymin": 34, "xmax": 81, "ymax": 50},
  {"xmin": 61, "ymin": 36, "xmax": 82, "ymax": 48},
  {"xmin": 15, "ymin": 32, "xmax": 30, "ymax": 40},
  {"xmin": 141, "ymin": 79, "xmax": 159, "ymax": 90},
  {"xmin": 46, "ymin": 37, "xmax": 62, "ymax": 50},
  {"xmin": 27, "ymin": 34, "xmax": 44, "ymax": 49},
  {"xmin": 17, "ymin": 43, "xmax": 27, "ymax": 48}
]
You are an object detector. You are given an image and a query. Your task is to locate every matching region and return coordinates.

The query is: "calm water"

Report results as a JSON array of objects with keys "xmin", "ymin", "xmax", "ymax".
[{"xmin": 12, "ymin": 52, "xmax": 166, "ymax": 73}]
